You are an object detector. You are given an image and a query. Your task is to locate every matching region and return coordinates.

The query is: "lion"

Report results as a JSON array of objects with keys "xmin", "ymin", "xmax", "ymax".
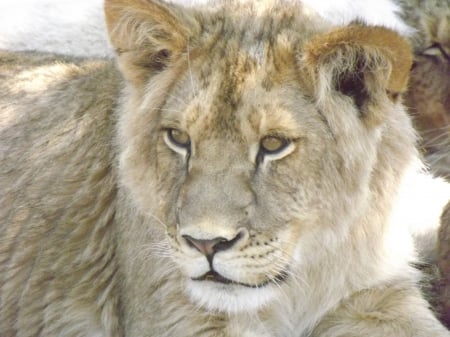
[
  {"xmin": 406, "ymin": 43, "xmax": 450, "ymax": 180},
  {"xmin": 397, "ymin": 0, "xmax": 450, "ymax": 180},
  {"xmin": 1, "ymin": 0, "xmax": 449, "ymax": 336}
]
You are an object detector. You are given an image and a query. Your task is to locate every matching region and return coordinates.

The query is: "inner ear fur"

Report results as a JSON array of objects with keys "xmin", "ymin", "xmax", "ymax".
[
  {"xmin": 104, "ymin": 0, "xmax": 199, "ymax": 86},
  {"xmin": 302, "ymin": 24, "xmax": 413, "ymax": 124}
]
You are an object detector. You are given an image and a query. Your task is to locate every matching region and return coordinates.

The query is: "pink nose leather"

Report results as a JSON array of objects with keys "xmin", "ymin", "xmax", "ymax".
[
  {"xmin": 183, "ymin": 236, "xmax": 229, "ymax": 256},
  {"xmin": 182, "ymin": 231, "xmax": 243, "ymax": 256}
]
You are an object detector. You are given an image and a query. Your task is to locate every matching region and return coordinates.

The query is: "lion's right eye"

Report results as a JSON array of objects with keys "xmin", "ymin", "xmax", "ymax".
[{"xmin": 164, "ymin": 128, "xmax": 191, "ymax": 154}]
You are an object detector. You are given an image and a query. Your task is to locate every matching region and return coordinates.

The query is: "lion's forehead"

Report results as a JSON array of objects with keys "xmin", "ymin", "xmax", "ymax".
[{"xmin": 163, "ymin": 46, "xmax": 313, "ymax": 143}]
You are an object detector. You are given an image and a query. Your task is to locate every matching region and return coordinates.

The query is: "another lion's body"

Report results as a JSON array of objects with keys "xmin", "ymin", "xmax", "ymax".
[{"xmin": 0, "ymin": 1, "xmax": 449, "ymax": 336}]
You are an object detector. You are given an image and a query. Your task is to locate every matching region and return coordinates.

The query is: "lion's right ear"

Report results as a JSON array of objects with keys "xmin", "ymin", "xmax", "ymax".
[{"xmin": 104, "ymin": 0, "xmax": 199, "ymax": 87}]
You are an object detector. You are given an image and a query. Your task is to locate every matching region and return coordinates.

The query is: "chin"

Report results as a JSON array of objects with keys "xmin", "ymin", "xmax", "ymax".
[{"xmin": 186, "ymin": 279, "xmax": 279, "ymax": 313}]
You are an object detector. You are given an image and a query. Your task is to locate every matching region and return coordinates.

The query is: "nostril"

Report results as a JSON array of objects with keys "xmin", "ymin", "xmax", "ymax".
[
  {"xmin": 212, "ymin": 238, "xmax": 233, "ymax": 252},
  {"xmin": 182, "ymin": 230, "xmax": 245, "ymax": 256},
  {"xmin": 182, "ymin": 235, "xmax": 226, "ymax": 256},
  {"xmin": 213, "ymin": 231, "xmax": 244, "ymax": 252}
]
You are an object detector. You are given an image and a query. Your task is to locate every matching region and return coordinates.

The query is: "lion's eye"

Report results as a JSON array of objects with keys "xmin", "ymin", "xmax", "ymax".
[
  {"xmin": 164, "ymin": 128, "xmax": 191, "ymax": 154},
  {"xmin": 260, "ymin": 136, "xmax": 289, "ymax": 154},
  {"xmin": 168, "ymin": 129, "xmax": 190, "ymax": 147},
  {"xmin": 256, "ymin": 135, "xmax": 293, "ymax": 164}
]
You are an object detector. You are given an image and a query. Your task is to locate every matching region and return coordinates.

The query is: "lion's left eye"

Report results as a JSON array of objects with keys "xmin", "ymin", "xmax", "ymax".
[
  {"xmin": 260, "ymin": 136, "xmax": 289, "ymax": 154},
  {"xmin": 257, "ymin": 135, "xmax": 294, "ymax": 163},
  {"xmin": 164, "ymin": 128, "xmax": 191, "ymax": 154}
]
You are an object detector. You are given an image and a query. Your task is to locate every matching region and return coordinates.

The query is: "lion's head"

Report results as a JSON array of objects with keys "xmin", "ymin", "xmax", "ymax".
[{"xmin": 105, "ymin": 0, "xmax": 416, "ymax": 314}]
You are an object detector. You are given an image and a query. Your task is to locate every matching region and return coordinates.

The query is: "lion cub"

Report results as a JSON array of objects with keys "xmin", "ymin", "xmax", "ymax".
[{"xmin": 0, "ymin": 0, "xmax": 449, "ymax": 336}]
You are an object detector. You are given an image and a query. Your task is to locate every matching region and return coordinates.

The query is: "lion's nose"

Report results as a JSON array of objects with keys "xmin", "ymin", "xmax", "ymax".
[{"xmin": 182, "ymin": 230, "xmax": 244, "ymax": 257}]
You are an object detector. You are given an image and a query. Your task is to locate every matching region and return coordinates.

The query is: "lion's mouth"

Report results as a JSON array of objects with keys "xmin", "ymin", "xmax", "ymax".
[{"xmin": 192, "ymin": 269, "xmax": 289, "ymax": 288}]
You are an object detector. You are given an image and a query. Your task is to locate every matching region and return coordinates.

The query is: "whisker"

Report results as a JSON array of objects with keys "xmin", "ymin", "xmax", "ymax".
[
  {"xmin": 150, "ymin": 107, "xmax": 185, "ymax": 114},
  {"xmin": 145, "ymin": 211, "xmax": 169, "ymax": 229},
  {"xmin": 167, "ymin": 93, "xmax": 190, "ymax": 107}
]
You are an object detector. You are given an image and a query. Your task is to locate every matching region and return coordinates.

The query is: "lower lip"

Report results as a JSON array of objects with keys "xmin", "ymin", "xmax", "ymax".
[{"xmin": 192, "ymin": 270, "xmax": 289, "ymax": 288}]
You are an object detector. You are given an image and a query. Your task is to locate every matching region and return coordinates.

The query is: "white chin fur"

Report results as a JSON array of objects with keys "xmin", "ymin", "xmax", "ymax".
[{"xmin": 187, "ymin": 280, "xmax": 277, "ymax": 313}]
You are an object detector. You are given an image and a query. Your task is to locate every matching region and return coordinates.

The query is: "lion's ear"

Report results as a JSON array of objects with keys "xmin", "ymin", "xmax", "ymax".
[
  {"xmin": 104, "ymin": 0, "xmax": 198, "ymax": 87},
  {"xmin": 302, "ymin": 24, "xmax": 412, "ymax": 126}
]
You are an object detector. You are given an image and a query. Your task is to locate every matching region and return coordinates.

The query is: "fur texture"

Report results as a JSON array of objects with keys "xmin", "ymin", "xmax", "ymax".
[
  {"xmin": 0, "ymin": 0, "xmax": 449, "ymax": 336},
  {"xmin": 406, "ymin": 43, "xmax": 450, "ymax": 180},
  {"xmin": 399, "ymin": 0, "xmax": 450, "ymax": 181}
]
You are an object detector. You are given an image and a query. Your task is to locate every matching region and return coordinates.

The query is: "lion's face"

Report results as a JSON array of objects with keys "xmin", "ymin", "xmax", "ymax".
[
  {"xmin": 106, "ymin": 0, "xmax": 414, "ymax": 313},
  {"xmin": 121, "ymin": 44, "xmax": 334, "ymax": 312},
  {"xmin": 153, "ymin": 53, "xmax": 340, "ymax": 312}
]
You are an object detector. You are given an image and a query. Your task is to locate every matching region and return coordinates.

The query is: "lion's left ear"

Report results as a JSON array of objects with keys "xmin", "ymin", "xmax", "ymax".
[{"xmin": 301, "ymin": 24, "xmax": 412, "ymax": 126}]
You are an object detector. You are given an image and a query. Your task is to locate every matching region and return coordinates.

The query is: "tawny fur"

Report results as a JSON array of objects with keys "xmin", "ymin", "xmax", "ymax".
[
  {"xmin": 406, "ymin": 44, "xmax": 450, "ymax": 180},
  {"xmin": 0, "ymin": 1, "xmax": 449, "ymax": 336},
  {"xmin": 398, "ymin": 0, "xmax": 450, "ymax": 181}
]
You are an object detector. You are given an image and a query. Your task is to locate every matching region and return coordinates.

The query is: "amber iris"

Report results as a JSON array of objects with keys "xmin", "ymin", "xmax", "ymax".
[
  {"xmin": 260, "ymin": 136, "xmax": 289, "ymax": 154},
  {"xmin": 167, "ymin": 128, "xmax": 190, "ymax": 148}
]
